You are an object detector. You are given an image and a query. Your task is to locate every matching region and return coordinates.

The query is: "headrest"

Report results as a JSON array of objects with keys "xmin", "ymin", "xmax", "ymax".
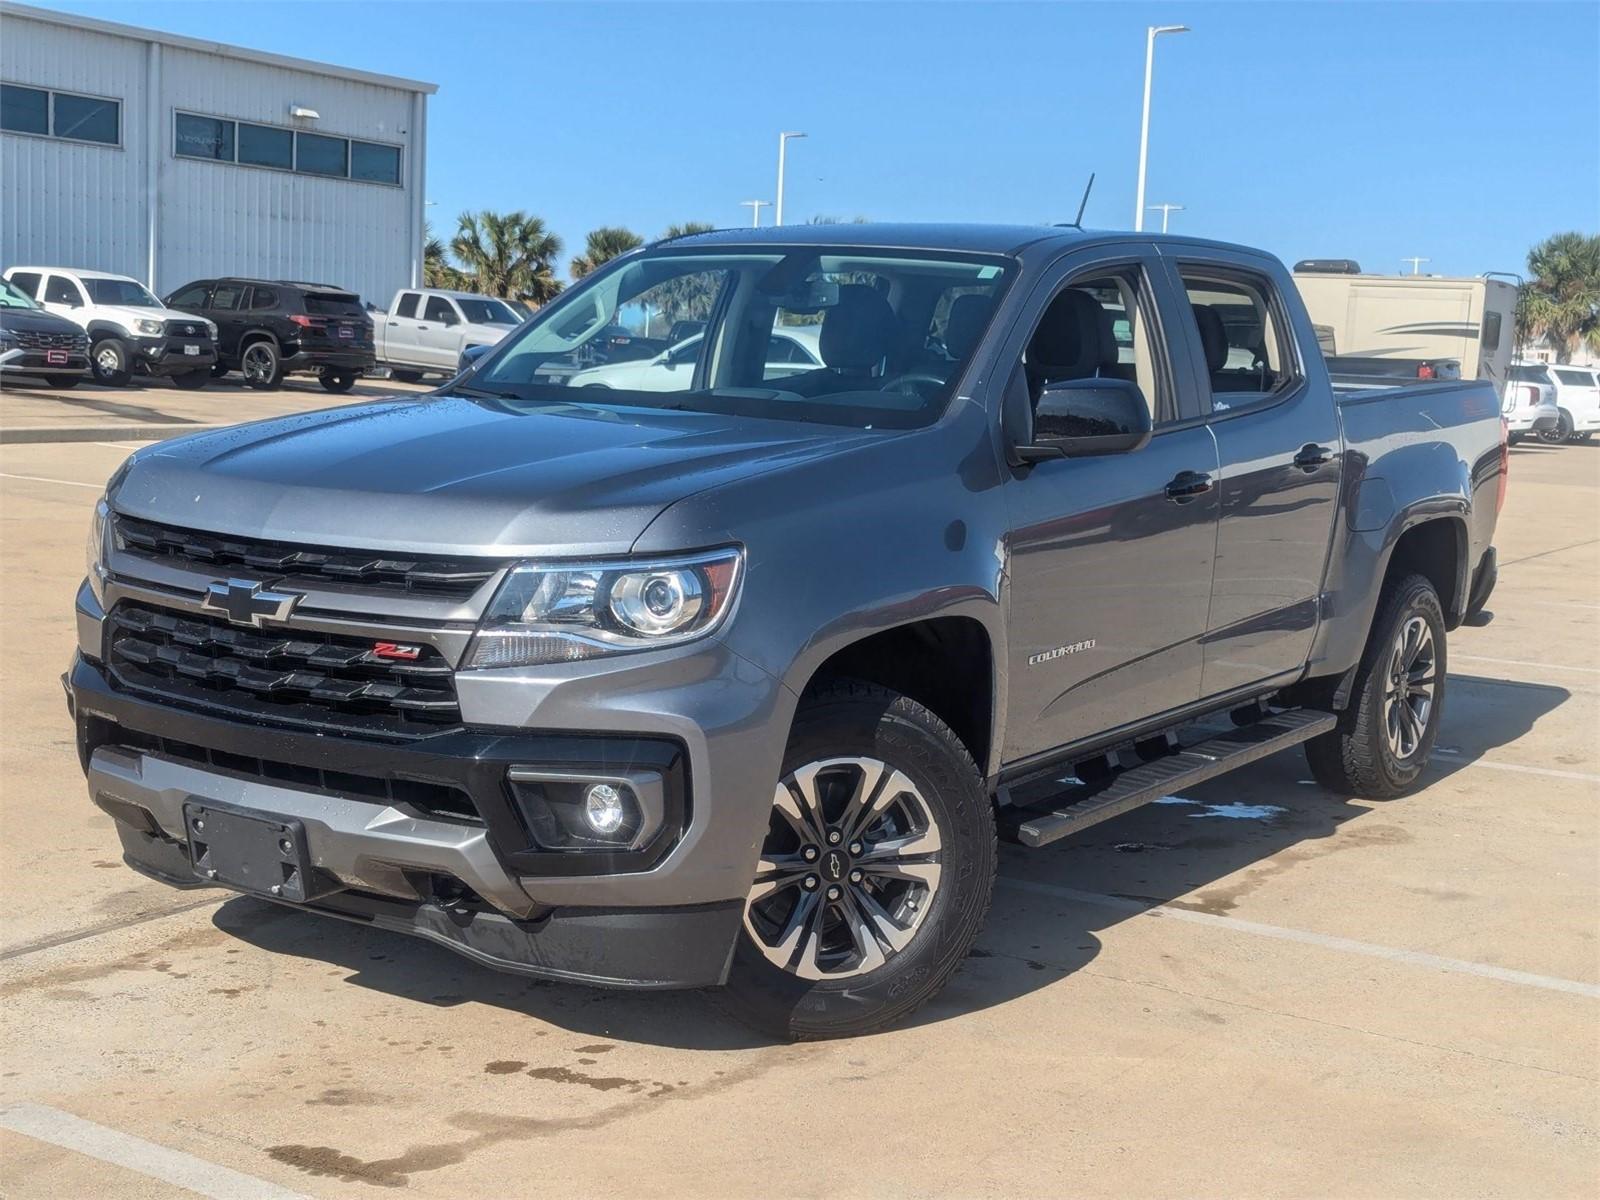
[
  {"xmin": 943, "ymin": 294, "xmax": 992, "ymax": 360},
  {"xmin": 820, "ymin": 284, "xmax": 896, "ymax": 370},
  {"xmin": 1027, "ymin": 289, "xmax": 1117, "ymax": 378},
  {"xmin": 1191, "ymin": 304, "xmax": 1228, "ymax": 374}
]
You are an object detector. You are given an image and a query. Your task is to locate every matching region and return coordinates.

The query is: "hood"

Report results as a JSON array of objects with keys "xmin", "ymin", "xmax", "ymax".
[
  {"xmin": 102, "ymin": 304, "xmax": 200, "ymax": 328},
  {"xmin": 112, "ymin": 394, "xmax": 878, "ymax": 557},
  {"xmin": 0, "ymin": 306, "xmax": 82, "ymax": 335}
]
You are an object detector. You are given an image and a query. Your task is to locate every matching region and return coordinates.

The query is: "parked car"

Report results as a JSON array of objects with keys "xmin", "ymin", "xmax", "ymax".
[
  {"xmin": 0, "ymin": 276, "xmax": 90, "ymax": 388},
  {"xmin": 1539, "ymin": 363, "xmax": 1600, "ymax": 444},
  {"xmin": 568, "ymin": 326, "xmax": 823, "ymax": 390},
  {"xmin": 163, "ymin": 278, "xmax": 374, "ymax": 391},
  {"xmin": 1501, "ymin": 362, "xmax": 1561, "ymax": 444},
  {"xmin": 374, "ymin": 288, "xmax": 524, "ymax": 382},
  {"xmin": 70, "ymin": 224, "xmax": 1504, "ymax": 1040},
  {"xmin": 4, "ymin": 267, "xmax": 217, "ymax": 388}
]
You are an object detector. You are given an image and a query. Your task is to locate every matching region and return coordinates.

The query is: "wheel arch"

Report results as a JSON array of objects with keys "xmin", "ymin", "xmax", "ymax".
[
  {"xmin": 1382, "ymin": 514, "xmax": 1468, "ymax": 629},
  {"xmin": 85, "ymin": 321, "xmax": 129, "ymax": 342}
]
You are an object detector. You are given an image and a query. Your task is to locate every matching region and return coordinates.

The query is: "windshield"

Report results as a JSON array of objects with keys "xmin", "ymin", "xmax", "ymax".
[
  {"xmin": 457, "ymin": 298, "xmax": 521, "ymax": 325},
  {"xmin": 86, "ymin": 278, "xmax": 161, "ymax": 307},
  {"xmin": 466, "ymin": 245, "xmax": 1014, "ymax": 428},
  {"xmin": 0, "ymin": 279, "xmax": 38, "ymax": 309}
]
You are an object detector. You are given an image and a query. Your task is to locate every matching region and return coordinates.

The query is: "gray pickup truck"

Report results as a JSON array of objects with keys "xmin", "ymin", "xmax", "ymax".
[{"xmin": 69, "ymin": 224, "xmax": 1506, "ymax": 1039}]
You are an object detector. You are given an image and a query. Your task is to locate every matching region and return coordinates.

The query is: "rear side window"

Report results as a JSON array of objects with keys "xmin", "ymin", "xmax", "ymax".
[
  {"xmin": 1177, "ymin": 268, "xmax": 1300, "ymax": 413},
  {"xmin": 249, "ymin": 287, "xmax": 279, "ymax": 311},
  {"xmin": 1554, "ymin": 368, "xmax": 1598, "ymax": 387},
  {"xmin": 43, "ymin": 275, "xmax": 84, "ymax": 306},
  {"xmin": 304, "ymin": 292, "xmax": 364, "ymax": 317},
  {"xmin": 9, "ymin": 271, "xmax": 42, "ymax": 298},
  {"xmin": 210, "ymin": 283, "xmax": 248, "ymax": 312},
  {"xmin": 394, "ymin": 292, "xmax": 419, "ymax": 319}
]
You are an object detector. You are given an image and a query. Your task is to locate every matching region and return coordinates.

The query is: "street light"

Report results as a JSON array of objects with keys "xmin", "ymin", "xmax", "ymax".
[
  {"xmin": 1147, "ymin": 202, "xmax": 1184, "ymax": 233},
  {"xmin": 775, "ymin": 131, "xmax": 806, "ymax": 227},
  {"xmin": 741, "ymin": 199, "xmax": 771, "ymax": 228},
  {"xmin": 1133, "ymin": 24, "xmax": 1189, "ymax": 232}
]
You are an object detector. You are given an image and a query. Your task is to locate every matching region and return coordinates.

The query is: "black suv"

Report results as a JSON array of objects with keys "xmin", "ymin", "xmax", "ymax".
[{"xmin": 163, "ymin": 278, "xmax": 375, "ymax": 392}]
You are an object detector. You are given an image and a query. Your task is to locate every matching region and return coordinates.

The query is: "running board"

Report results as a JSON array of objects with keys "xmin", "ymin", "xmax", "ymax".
[{"xmin": 1000, "ymin": 709, "xmax": 1338, "ymax": 849}]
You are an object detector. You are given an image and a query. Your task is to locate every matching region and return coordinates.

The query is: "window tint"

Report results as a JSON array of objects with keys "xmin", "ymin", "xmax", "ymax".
[
  {"xmin": 304, "ymin": 293, "xmax": 364, "ymax": 317},
  {"xmin": 0, "ymin": 84, "xmax": 48, "ymax": 134},
  {"xmin": 1481, "ymin": 311, "xmax": 1503, "ymax": 352},
  {"xmin": 1554, "ymin": 368, "xmax": 1598, "ymax": 387},
  {"xmin": 1509, "ymin": 363, "xmax": 1549, "ymax": 384},
  {"xmin": 296, "ymin": 132, "xmax": 347, "ymax": 177},
  {"xmin": 43, "ymin": 276, "xmax": 84, "ymax": 306},
  {"xmin": 85, "ymin": 278, "xmax": 160, "ymax": 307},
  {"xmin": 423, "ymin": 296, "xmax": 456, "ymax": 323},
  {"xmin": 394, "ymin": 293, "xmax": 419, "ymax": 319},
  {"xmin": 175, "ymin": 113, "xmax": 233, "ymax": 160},
  {"xmin": 350, "ymin": 141, "xmax": 401, "ymax": 184},
  {"xmin": 52, "ymin": 93, "xmax": 118, "ymax": 143},
  {"xmin": 9, "ymin": 271, "xmax": 42, "ymax": 298},
  {"xmin": 210, "ymin": 283, "xmax": 248, "ymax": 312},
  {"xmin": 1021, "ymin": 270, "xmax": 1162, "ymax": 420},
  {"xmin": 167, "ymin": 283, "xmax": 210, "ymax": 309},
  {"xmin": 238, "ymin": 123, "xmax": 293, "ymax": 169},
  {"xmin": 456, "ymin": 298, "xmax": 520, "ymax": 325},
  {"xmin": 249, "ymin": 287, "xmax": 279, "ymax": 311},
  {"xmin": 1178, "ymin": 269, "xmax": 1297, "ymax": 412}
]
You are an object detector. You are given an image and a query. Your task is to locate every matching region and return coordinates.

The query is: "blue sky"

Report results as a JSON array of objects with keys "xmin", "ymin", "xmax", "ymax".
[{"xmin": 25, "ymin": 0, "xmax": 1600, "ymax": 280}]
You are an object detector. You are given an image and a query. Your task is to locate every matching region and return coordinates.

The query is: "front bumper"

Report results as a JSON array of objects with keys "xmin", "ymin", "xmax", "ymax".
[
  {"xmin": 134, "ymin": 337, "xmax": 217, "ymax": 376},
  {"xmin": 0, "ymin": 347, "xmax": 90, "ymax": 377}
]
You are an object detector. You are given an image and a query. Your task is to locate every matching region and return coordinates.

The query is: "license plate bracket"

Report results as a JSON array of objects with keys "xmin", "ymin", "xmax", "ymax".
[
  {"xmin": 45, "ymin": 349, "xmax": 68, "ymax": 365},
  {"xmin": 183, "ymin": 800, "xmax": 336, "ymax": 903}
]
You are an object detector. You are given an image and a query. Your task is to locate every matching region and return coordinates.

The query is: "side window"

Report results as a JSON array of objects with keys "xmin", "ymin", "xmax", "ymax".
[
  {"xmin": 423, "ymin": 296, "xmax": 456, "ymax": 324},
  {"xmin": 1020, "ymin": 266, "xmax": 1164, "ymax": 421},
  {"xmin": 394, "ymin": 292, "xmax": 419, "ymax": 319},
  {"xmin": 1177, "ymin": 269, "xmax": 1299, "ymax": 412},
  {"xmin": 167, "ymin": 283, "xmax": 210, "ymax": 309},
  {"xmin": 44, "ymin": 275, "xmax": 84, "ymax": 307},
  {"xmin": 210, "ymin": 283, "xmax": 247, "ymax": 312},
  {"xmin": 1481, "ymin": 310, "xmax": 1503, "ymax": 353},
  {"xmin": 248, "ymin": 287, "xmax": 278, "ymax": 311},
  {"xmin": 9, "ymin": 272, "xmax": 42, "ymax": 298}
]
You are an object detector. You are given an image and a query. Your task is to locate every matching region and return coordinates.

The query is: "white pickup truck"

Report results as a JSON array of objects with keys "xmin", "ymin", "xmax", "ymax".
[{"xmin": 373, "ymin": 288, "xmax": 524, "ymax": 381}]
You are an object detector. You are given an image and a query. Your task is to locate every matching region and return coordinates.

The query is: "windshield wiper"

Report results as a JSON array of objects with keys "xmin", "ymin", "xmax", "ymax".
[{"xmin": 451, "ymin": 383, "xmax": 525, "ymax": 400}]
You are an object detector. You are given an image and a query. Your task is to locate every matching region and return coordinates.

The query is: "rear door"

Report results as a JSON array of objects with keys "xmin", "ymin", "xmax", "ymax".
[
  {"xmin": 418, "ymin": 295, "xmax": 463, "ymax": 367},
  {"xmin": 1001, "ymin": 247, "xmax": 1221, "ymax": 761},
  {"xmin": 1164, "ymin": 251, "xmax": 1342, "ymax": 698},
  {"xmin": 383, "ymin": 291, "xmax": 425, "ymax": 365}
]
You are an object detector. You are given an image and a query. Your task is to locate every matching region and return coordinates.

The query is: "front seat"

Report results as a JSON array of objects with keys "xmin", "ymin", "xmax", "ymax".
[
  {"xmin": 783, "ymin": 285, "xmax": 898, "ymax": 397},
  {"xmin": 1024, "ymin": 289, "xmax": 1116, "ymax": 402},
  {"xmin": 943, "ymin": 293, "xmax": 992, "ymax": 362}
]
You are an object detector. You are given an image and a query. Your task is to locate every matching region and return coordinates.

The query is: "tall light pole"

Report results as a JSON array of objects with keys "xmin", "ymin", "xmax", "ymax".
[
  {"xmin": 1147, "ymin": 202, "xmax": 1184, "ymax": 233},
  {"xmin": 741, "ymin": 199, "xmax": 771, "ymax": 227},
  {"xmin": 1134, "ymin": 24, "xmax": 1189, "ymax": 232},
  {"xmin": 775, "ymin": 131, "xmax": 806, "ymax": 227},
  {"xmin": 1402, "ymin": 256, "xmax": 1430, "ymax": 275}
]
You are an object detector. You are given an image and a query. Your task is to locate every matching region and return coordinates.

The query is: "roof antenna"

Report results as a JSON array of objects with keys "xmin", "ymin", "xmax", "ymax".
[{"xmin": 1059, "ymin": 173, "xmax": 1095, "ymax": 229}]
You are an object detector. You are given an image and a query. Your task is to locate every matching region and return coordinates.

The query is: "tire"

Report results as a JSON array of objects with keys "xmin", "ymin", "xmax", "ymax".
[
  {"xmin": 239, "ymin": 340, "xmax": 283, "ymax": 390},
  {"xmin": 89, "ymin": 337, "xmax": 132, "ymax": 386},
  {"xmin": 719, "ymin": 679, "xmax": 996, "ymax": 1040},
  {"xmin": 1305, "ymin": 574, "xmax": 1446, "ymax": 799},
  {"xmin": 320, "ymin": 371, "xmax": 357, "ymax": 393},
  {"xmin": 210, "ymin": 363, "xmax": 231, "ymax": 379},
  {"xmin": 171, "ymin": 370, "xmax": 209, "ymax": 390},
  {"xmin": 1506, "ymin": 432, "xmax": 1521, "ymax": 446},
  {"xmin": 1539, "ymin": 410, "xmax": 1573, "ymax": 444},
  {"xmin": 44, "ymin": 374, "xmax": 81, "ymax": 389},
  {"xmin": 1574, "ymin": 432, "xmax": 1593, "ymax": 444},
  {"xmin": 389, "ymin": 368, "xmax": 423, "ymax": 384}
]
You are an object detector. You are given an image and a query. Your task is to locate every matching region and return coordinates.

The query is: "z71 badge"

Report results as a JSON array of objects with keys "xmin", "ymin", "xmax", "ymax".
[{"xmin": 1029, "ymin": 639, "xmax": 1096, "ymax": 666}]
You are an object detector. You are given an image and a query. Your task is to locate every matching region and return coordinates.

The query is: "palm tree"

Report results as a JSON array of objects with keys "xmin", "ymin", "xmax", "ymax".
[
  {"xmin": 422, "ymin": 221, "xmax": 469, "ymax": 289},
  {"xmin": 1521, "ymin": 232, "xmax": 1600, "ymax": 362},
  {"xmin": 662, "ymin": 221, "xmax": 716, "ymax": 241},
  {"xmin": 450, "ymin": 210, "xmax": 564, "ymax": 305},
  {"xmin": 570, "ymin": 226, "xmax": 644, "ymax": 280},
  {"xmin": 645, "ymin": 223, "xmax": 720, "ymax": 330}
]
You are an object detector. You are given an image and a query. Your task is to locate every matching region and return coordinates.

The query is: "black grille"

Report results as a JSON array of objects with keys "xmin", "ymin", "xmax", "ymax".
[
  {"xmin": 115, "ymin": 515, "xmax": 500, "ymax": 599},
  {"xmin": 12, "ymin": 329, "xmax": 88, "ymax": 351},
  {"xmin": 107, "ymin": 603, "xmax": 460, "ymax": 736},
  {"xmin": 163, "ymin": 319, "xmax": 207, "ymax": 338}
]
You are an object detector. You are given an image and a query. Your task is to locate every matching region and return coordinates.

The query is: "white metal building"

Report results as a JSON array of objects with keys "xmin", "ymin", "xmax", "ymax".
[{"xmin": 0, "ymin": 2, "xmax": 434, "ymax": 306}]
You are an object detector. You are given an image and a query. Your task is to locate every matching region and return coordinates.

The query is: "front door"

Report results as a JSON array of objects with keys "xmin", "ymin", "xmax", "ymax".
[
  {"xmin": 418, "ymin": 295, "xmax": 462, "ymax": 368},
  {"xmin": 207, "ymin": 281, "xmax": 251, "ymax": 359},
  {"xmin": 1002, "ymin": 254, "xmax": 1221, "ymax": 762}
]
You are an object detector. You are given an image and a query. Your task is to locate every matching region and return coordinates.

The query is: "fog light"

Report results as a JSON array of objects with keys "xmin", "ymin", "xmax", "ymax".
[{"xmin": 584, "ymin": 783, "xmax": 626, "ymax": 834}]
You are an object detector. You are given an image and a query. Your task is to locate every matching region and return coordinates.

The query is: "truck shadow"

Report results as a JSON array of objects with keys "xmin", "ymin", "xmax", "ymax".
[{"xmin": 212, "ymin": 673, "xmax": 1568, "ymax": 1049}]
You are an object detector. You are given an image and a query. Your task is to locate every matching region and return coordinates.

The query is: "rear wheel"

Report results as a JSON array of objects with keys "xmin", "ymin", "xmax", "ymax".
[
  {"xmin": 719, "ymin": 680, "xmax": 995, "ymax": 1040},
  {"xmin": 1539, "ymin": 410, "xmax": 1573, "ymax": 444},
  {"xmin": 1306, "ymin": 574, "xmax": 1446, "ymax": 798},
  {"xmin": 171, "ymin": 370, "xmax": 208, "ymax": 390},
  {"xmin": 90, "ymin": 337, "xmax": 132, "ymax": 386},
  {"xmin": 320, "ymin": 371, "xmax": 357, "ymax": 393},
  {"xmin": 43, "ymin": 374, "xmax": 81, "ymax": 389},
  {"xmin": 240, "ymin": 340, "xmax": 283, "ymax": 390}
]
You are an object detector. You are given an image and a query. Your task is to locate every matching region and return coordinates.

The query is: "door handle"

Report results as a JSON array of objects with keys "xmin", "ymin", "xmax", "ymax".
[
  {"xmin": 1293, "ymin": 443, "xmax": 1334, "ymax": 471},
  {"xmin": 387, "ymin": 320, "xmax": 399, "ymax": 326},
  {"xmin": 1164, "ymin": 470, "xmax": 1214, "ymax": 503},
  {"xmin": 418, "ymin": 325, "xmax": 430, "ymax": 331}
]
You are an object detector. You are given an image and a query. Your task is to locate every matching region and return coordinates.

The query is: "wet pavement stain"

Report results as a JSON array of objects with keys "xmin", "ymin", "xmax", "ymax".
[
  {"xmin": 482, "ymin": 1060, "xmax": 526, "ymax": 1075},
  {"xmin": 525, "ymin": 1065, "xmax": 639, "ymax": 1092},
  {"xmin": 572, "ymin": 1043, "xmax": 616, "ymax": 1053}
]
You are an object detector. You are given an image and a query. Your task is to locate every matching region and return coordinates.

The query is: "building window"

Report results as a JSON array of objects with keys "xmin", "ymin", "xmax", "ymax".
[
  {"xmin": 239, "ymin": 123, "xmax": 292, "ymax": 169},
  {"xmin": 296, "ymin": 132, "xmax": 347, "ymax": 177},
  {"xmin": 351, "ymin": 140, "xmax": 401, "ymax": 185},
  {"xmin": 175, "ymin": 113, "xmax": 233, "ymax": 161},
  {"xmin": 2, "ymin": 83, "xmax": 119, "ymax": 145}
]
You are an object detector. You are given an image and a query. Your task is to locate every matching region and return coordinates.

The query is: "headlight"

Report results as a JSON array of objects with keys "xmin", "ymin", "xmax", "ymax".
[
  {"xmin": 204, "ymin": 319, "xmax": 218, "ymax": 340},
  {"xmin": 464, "ymin": 548, "xmax": 742, "ymax": 669},
  {"xmin": 85, "ymin": 498, "xmax": 110, "ymax": 604},
  {"xmin": 0, "ymin": 327, "xmax": 17, "ymax": 348},
  {"xmin": 134, "ymin": 318, "xmax": 164, "ymax": 336}
]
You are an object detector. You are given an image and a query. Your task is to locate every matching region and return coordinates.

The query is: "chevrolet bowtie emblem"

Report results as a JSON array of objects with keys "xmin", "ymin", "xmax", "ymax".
[{"xmin": 201, "ymin": 578, "xmax": 301, "ymax": 628}]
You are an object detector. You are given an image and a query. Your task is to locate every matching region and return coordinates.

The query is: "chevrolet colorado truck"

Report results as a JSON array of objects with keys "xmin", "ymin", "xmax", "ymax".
[{"xmin": 69, "ymin": 225, "xmax": 1505, "ymax": 1039}]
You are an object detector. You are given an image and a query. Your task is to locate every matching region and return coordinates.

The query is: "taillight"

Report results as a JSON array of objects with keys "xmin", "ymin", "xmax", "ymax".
[
  {"xmin": 287, "ymin": 314, "xmax": 313, "ymax": 328},
  {"xmin": 1417, "ymin": 363, "xmax": 1435, "ymax": 380},
  {"xmin": 1497, "ymin": 417, "xmax": 1509, "ymax": 513},
  {"xmin": 1521, "ymin": 384, "xmax": 1540, "ymax": 408}
]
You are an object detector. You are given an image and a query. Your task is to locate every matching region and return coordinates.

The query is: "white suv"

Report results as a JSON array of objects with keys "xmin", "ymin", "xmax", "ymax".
[
  {"xmin": 3, "ymin": 267, "xmax": 218, "ymax": 388},
  {"xmin": 1501, "ymin": 363, "xmax": 1561, "ymax": 444},
  {"xmin": 1542, "ymin": 364, "xmax": 1600, "ymax": 444}
]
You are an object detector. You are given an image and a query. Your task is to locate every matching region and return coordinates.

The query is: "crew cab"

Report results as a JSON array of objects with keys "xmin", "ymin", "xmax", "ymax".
[
  {"xmin": 4, "ymin": 266, "xmax": 217, "ymax": 388},
  {"xmin": 68, "ymin": 225, "xmax": 1504, "ymax": 1040},
  {"xmin": 374, "ymin": 288, "xmax": 523, "ymax": 382},
  {"xmin": 163, "ymin": 277, "xmax": 375, "ymax": 392}
]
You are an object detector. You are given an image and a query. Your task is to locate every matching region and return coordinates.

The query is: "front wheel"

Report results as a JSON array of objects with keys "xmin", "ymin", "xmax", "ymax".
[
  {"xmin": 720, "ymin": 680, "xmax": 995, "ymax": 1040},
  {"xmin": 1306, "ymin": 574, "xmax": 1446, "ymax": 798},
  {"xmin": 90, "ymin": 337, "xmax": 132, "ymax": 386},
  {"xmin": 320, "ymin": 371, "xmax": 357, "ymax": 393}
]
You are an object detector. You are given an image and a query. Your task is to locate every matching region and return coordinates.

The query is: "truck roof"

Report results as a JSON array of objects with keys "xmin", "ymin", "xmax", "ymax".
[{"xmin": 7, "ymin": 266, "xmax": 142, "ymax": 283}]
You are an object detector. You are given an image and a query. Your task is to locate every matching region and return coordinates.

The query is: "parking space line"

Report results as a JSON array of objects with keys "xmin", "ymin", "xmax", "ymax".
[
  {"xmin": 0, "ymin": 471, "xmax": 102, "ymax": 490},
  {"xmin": 1438, "ymin": 753, "xmax": 1600, "ymax": 783},
  {"xmin": 0, "ymin": 1103, "xmax": 309, "ymax": 1200},
  {"xmin": 1454, "ymin": 654, "xmax": 1600, "ymax": 676},
  {"xmin": 997, "ymin": 878, "xmax": 1600, "ymax": 998}
]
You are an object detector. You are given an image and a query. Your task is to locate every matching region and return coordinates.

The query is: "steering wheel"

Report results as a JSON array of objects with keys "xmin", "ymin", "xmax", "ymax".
[{"xmin": 877, "ymin": 370, "xmax": 947, "ymax": 400}]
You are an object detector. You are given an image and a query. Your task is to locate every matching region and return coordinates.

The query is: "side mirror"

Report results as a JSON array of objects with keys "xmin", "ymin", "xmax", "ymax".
[
  {"xmin": 664, "ymin": 341, "xmax": 696, "ymax": 366},
  {"xmin": 440, "ymin": 310, "xmax": 460, "ymax": 327},
  {"xmin": 1016, "ymin": 377, "xmax": 1152, "ymax": 462}
]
